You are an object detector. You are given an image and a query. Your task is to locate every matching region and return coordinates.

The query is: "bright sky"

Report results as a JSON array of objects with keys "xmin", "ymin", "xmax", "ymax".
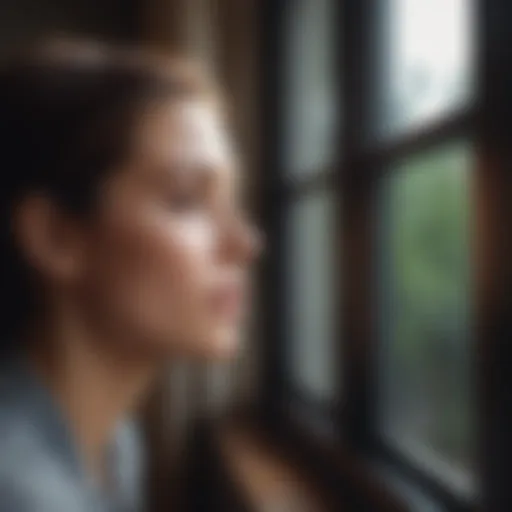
[{"xmin": 391, "ymin": 0, "xmax": 475, "ymax": 120}]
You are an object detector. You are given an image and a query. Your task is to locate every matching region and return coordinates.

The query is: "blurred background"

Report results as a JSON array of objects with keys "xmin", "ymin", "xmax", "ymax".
[{"xmin": 1, "ymin": 0, "xmax": 511, "ymax": 511}]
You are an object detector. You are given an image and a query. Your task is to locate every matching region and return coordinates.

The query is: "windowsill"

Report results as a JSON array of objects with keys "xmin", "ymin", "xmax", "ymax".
[
  {"xmin": 217, "ymin": 420, "xmax": 331, "ymax": 511},
  {"xmin": 214, "ymin": 412, "xmax": 414, "ymax": 512},
  {"xmin": 369, "ymin": 436, "xmax": 479, "ymax": 512},
  {"xmin": 214, "ymin": 413, "xmax": 474, "ymax": 512},
  {"xmin": 384, "ymin": 433, "xmax": 477, "ymax": 500},
  {"xmin": 372, "ymin": 459, "xmax": 449, "ymax": 512}
]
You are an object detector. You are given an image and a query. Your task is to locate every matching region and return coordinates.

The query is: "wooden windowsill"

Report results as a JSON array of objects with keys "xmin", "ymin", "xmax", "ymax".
[{"xmin": 217, "ymin": 421, "xmax": 331, "ymax": 511}]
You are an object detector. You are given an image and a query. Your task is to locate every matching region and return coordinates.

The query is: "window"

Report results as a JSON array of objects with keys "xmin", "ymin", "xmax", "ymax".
[
  {"xmin": 286, "ymin": 191, "xmax": 338, "ymax": 402},
  {"xmin": 377, "ymin": 0, "xmax": 475, "ymax": 140},
  {"xmin": 262, "ymin": 0, "xmax": 488, "ymax": 510},
  {"xmin": 284, "ymin": 0, "xmax": 339, "ymax": 177},
  {"xmin": 279, "ymin": 0, "xmax": 341, "ymax": 424},
  {"xmin": 380, "ymin": 142, "xmax": 476, "ymax": 498},
  {"xmin": 373, "ymin": 0, "xmax": 478, "ymax": 506}
]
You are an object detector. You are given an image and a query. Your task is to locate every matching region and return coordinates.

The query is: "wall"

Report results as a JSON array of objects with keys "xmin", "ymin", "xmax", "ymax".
[{"xmin": 0, "ymin": 0, "xmax": 136, "ymax": 53}]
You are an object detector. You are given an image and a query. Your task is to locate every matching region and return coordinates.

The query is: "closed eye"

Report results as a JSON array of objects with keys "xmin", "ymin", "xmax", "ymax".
[{"xmin": 163, "ymin": 164, "xmax": 214, "ymax": 213}]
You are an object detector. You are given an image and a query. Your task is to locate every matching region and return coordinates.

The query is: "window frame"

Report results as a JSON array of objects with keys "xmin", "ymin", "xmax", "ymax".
[{"xmin": 258, "ymin": 0, "xmax": 508, "ymax": 511}]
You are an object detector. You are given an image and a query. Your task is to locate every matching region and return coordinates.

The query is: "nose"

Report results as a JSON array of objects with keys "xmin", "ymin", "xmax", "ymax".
[
  {"xmin": 222, "ymin": 212, "xmax": 264, "ymax": 265},
  {"xmin": 245, "ymin": 221, "xmax": 264, "ymax": 261}
]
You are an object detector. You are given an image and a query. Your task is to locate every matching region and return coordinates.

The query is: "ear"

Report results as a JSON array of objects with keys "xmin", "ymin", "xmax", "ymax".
[{"xmin": 12, "ymin": 193, "xmax": 87, "ymax": 284}]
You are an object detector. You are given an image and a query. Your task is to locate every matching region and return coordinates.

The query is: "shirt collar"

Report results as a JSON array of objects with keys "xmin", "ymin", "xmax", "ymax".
[{"xmin": 0, "ymin": 353, "xmax": 125, "ymax": 498}]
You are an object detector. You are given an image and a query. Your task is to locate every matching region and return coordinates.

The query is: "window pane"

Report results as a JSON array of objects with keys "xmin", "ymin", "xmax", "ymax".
[
  {"xmin": 377, "ymin": 0, "xmax": 475, "ymax": 139},
  {"xmin": 380, "ymin": 142, "xmax": 476, "ymax": 496},
  {"xmin": 284, "ymin": 0, "xmax": 339, "ymax": 178},
  {"xmin": 286, "ymin": 191, "xmax": 339, "ymax": 401}
]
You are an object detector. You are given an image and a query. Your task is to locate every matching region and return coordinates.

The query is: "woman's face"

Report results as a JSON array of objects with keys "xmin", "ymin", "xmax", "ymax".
[{"xmin": 73, "ymin": 99, "xmax": 260, "ymax": 360}]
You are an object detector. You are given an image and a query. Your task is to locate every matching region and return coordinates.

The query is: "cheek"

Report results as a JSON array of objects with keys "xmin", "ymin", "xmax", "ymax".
[{"xmin": 83, "ymin": 210, "xmax": 217, "ymax": 347}]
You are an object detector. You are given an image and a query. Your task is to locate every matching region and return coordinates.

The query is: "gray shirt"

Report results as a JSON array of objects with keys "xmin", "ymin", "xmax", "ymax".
[{"xmin": 0, "ymin": 356, "xmax": 145, "ymax": 512}]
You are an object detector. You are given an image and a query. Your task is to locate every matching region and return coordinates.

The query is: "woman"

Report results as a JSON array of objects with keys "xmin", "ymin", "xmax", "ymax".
[{"xmin": 0, "ymin": 38, "xmax": 261, "ymax": 511}]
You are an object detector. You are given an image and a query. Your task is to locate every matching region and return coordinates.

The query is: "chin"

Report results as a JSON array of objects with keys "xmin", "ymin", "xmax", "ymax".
[
  {"xmin": 200, "ymin": 326, "xmax": 241, "ymax": 361},
  {"xmin": 141, "ymin": 324, "xmax": 242, "ymax": 362}
]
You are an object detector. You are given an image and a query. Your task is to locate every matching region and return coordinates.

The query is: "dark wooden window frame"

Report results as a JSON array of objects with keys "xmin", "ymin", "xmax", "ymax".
[{"xmin": 258, "ymin": 0, "xmax": 511, "ymax": 511}]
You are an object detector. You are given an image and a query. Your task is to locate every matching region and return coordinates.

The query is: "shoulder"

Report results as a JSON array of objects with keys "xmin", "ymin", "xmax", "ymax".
[{"xmin": 0, "ymin": 412, "xmax": 86, "ymax": 512}]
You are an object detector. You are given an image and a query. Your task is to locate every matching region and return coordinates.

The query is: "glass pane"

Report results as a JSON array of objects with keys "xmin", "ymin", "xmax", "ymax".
[
  {"xmin": 377, "ymin": 0, "xmax": 475, "ymax": 139},
  {"xmin": 286, "ymin": 191, "xmax": 338, "ymax": 401},
  {"xmin": 380, "ymin": 142, "xmax": 476, "ymax": 496},
  {"xmin": 284, "ymin": 0, "xmax": 339, "ymax": 178}
]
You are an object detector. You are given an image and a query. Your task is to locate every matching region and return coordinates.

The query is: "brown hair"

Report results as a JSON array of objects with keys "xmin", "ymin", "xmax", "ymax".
[{"xmin": 0, "ymin": 37, "xmax": 213, "ymax": 347}]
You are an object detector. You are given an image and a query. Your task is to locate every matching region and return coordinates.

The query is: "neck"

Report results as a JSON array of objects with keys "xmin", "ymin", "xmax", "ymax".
[{"xmin": 24, "ymin": 313, "xmax": 158, "ymax": 483}]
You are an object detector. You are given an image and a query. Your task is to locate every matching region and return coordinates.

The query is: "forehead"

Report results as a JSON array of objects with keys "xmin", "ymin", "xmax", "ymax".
[{"xmin": 134, "ymin": 99, "xmax": 235, "ymax": 169}]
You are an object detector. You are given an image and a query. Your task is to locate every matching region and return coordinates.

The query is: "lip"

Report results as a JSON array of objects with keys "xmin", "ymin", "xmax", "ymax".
[{"xmin": 209, "ymin": 283, "xmax": 245, "ymax": 319}]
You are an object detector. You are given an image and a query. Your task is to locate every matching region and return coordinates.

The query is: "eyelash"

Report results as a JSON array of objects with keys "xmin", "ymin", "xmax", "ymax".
[
  {"xmin": 167, "ymin": 188, "xmax": 205, "ymax": 212},
  {"xmin": 165, "ymin": 179, "xmax": 238, "ymax": 216}
]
